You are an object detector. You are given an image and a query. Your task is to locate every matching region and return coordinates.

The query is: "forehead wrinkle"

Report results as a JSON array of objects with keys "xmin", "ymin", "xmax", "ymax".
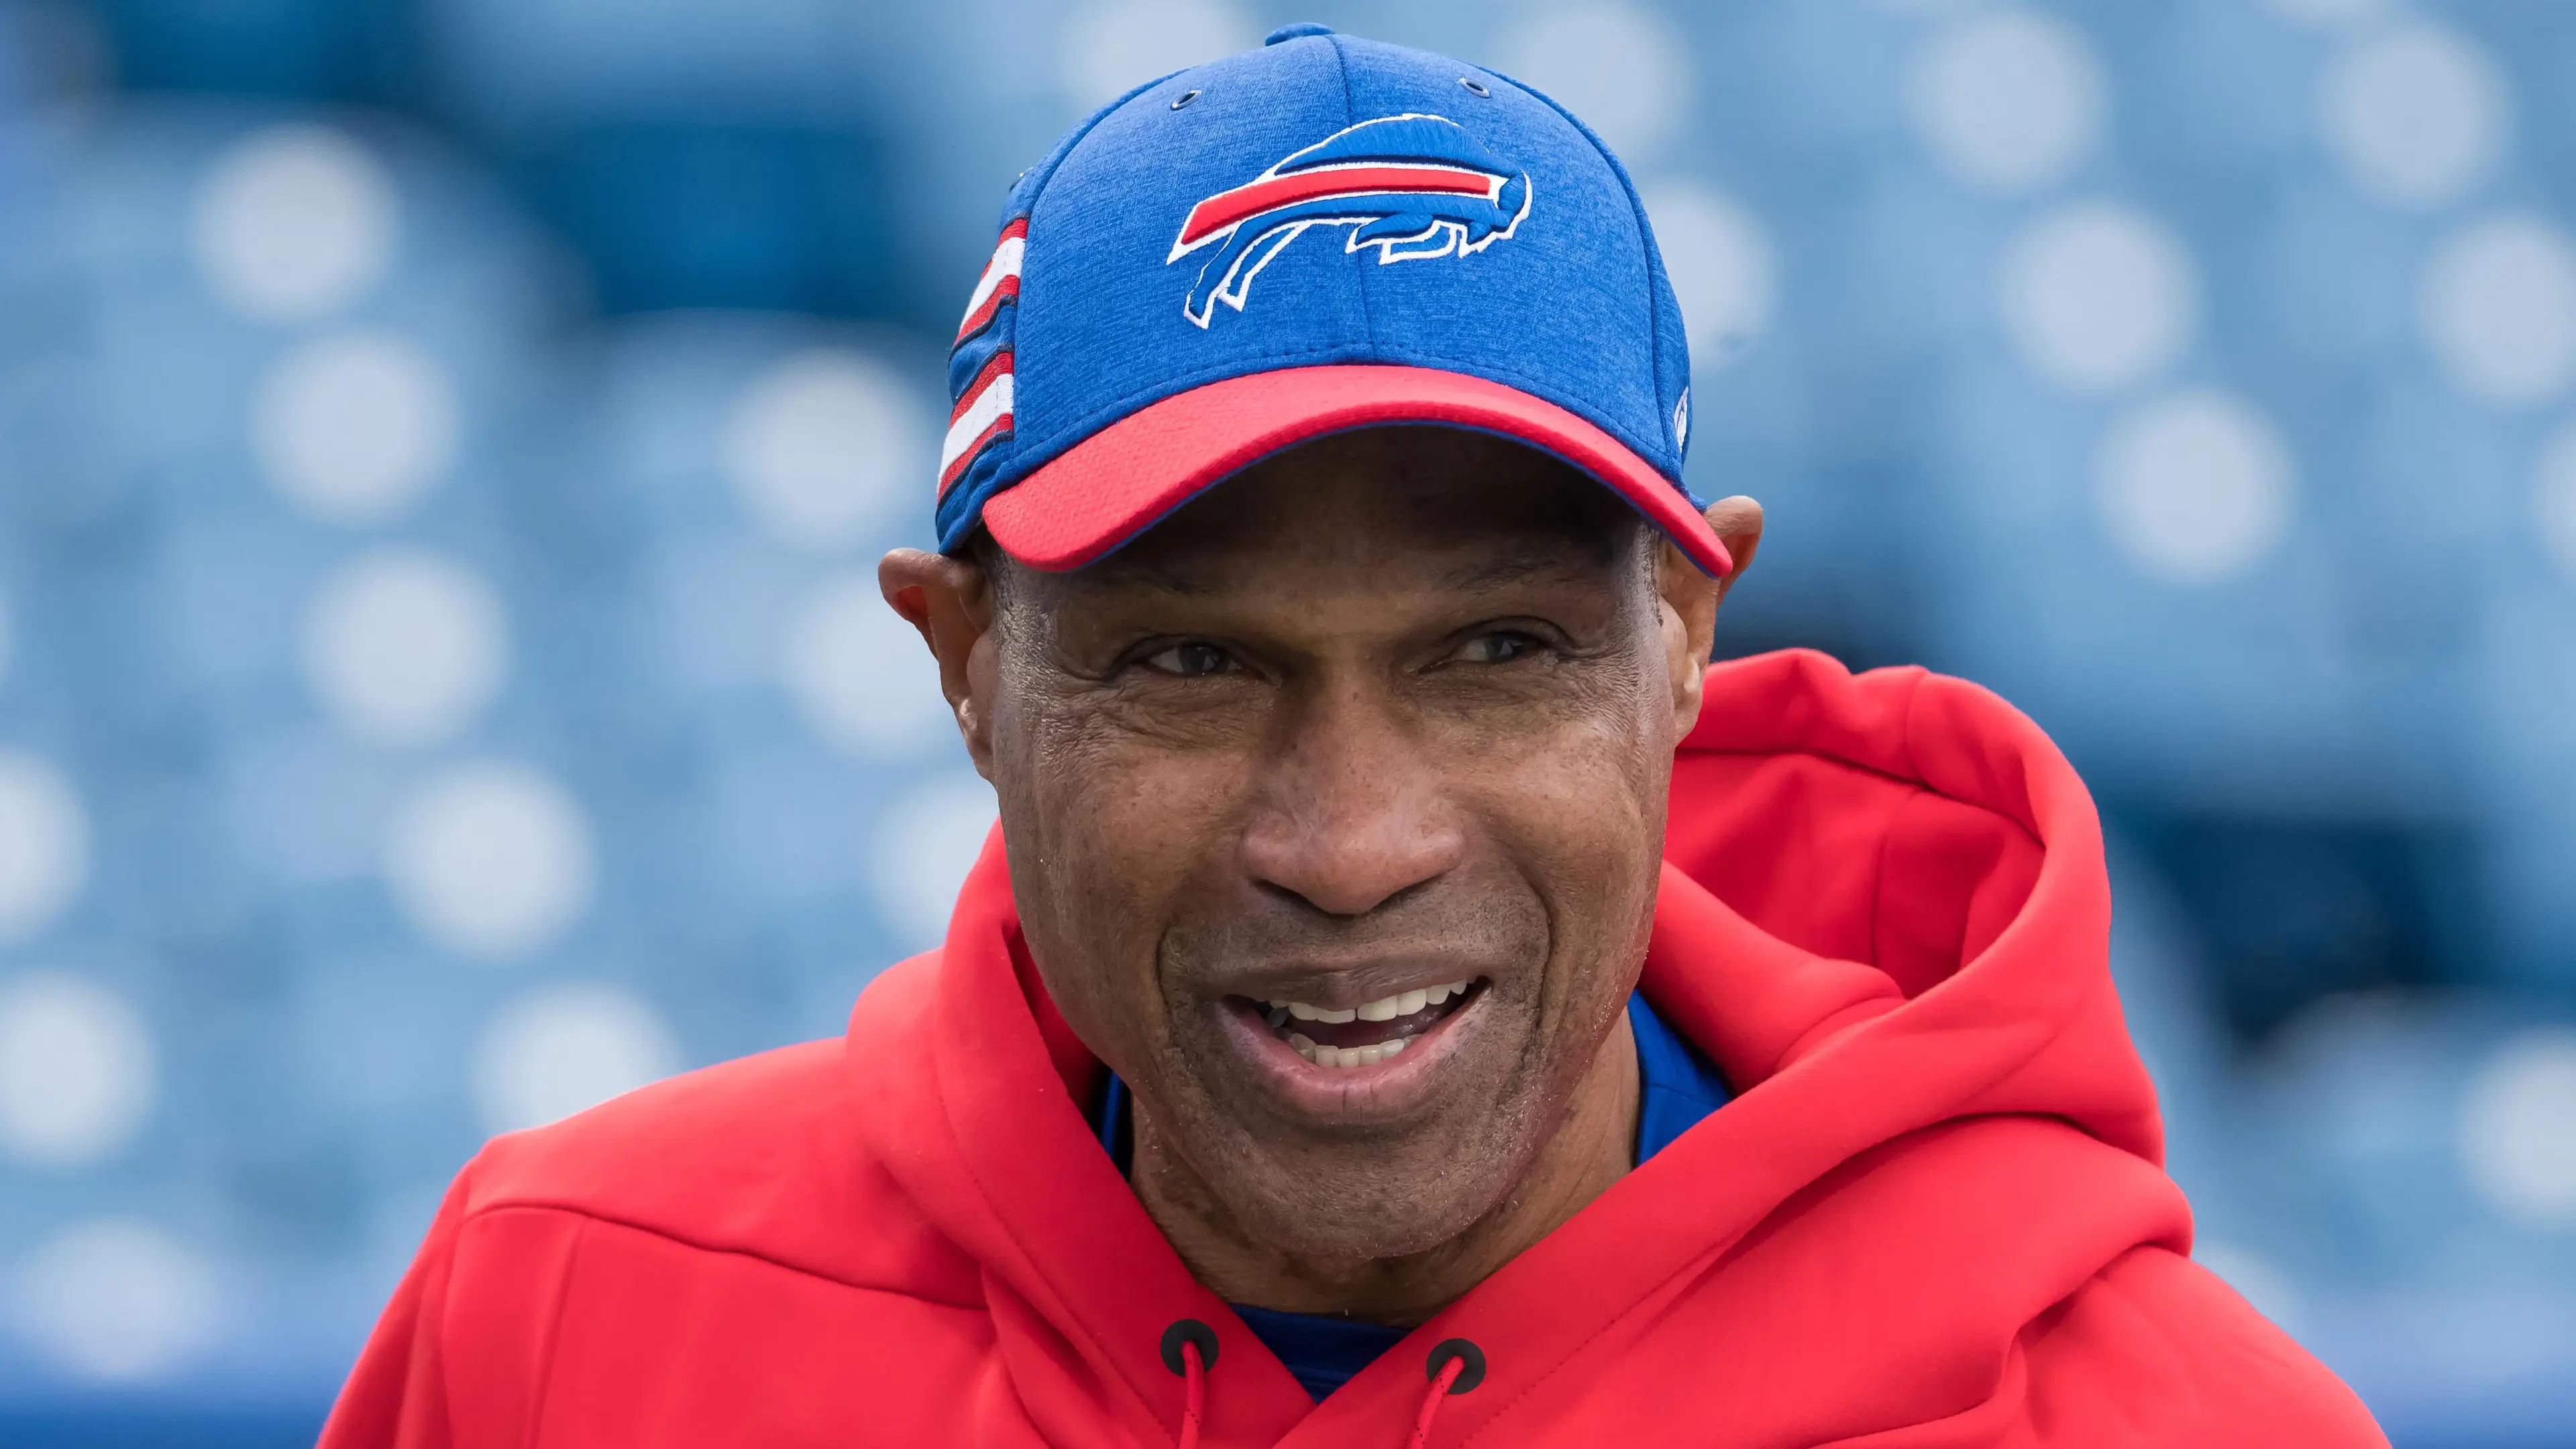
[
  {"xmin": 1071, "ymin": 556, "xmax": 1222, "ymax": 598},
  {"xmin": 1030, "ymin": 527, "xmax": 1645, "ymax": 633},
  {"xmin": 1052, "ymin": 542, "xmax": 1622, "ymax": 616},
  {"xmin": 1432, "ymin": 540, "xmax": 1630, "ymax": 596}
]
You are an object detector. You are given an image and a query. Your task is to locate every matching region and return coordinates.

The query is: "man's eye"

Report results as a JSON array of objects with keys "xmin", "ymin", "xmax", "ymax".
[
  {"xmin": 1142, "ymin": 643, "xmax": 1232, "ymax": 677},
  {"xmin": 1456, "ymin": 631, "xmax": 1538, "ymax": 665}
]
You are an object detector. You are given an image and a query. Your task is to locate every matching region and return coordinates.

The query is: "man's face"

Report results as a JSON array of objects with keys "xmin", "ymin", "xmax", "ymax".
[{"xmin": 944, "ymin": 429, "xmax": 1719, "ymax": 1263}]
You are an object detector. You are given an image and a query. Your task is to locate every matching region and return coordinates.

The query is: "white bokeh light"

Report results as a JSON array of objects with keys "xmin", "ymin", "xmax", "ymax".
[
  {"xmin": 2096, "ymin": 389, "xmax": 2296, "ymax": 586},
  {"xmin": 2000, "ymin": 201, "xmax": 2199, "ymax": 395},
  {"xmin": 471, "ymin": 983, "xmax": 682, "ymax": 1136},
  {"xmin": 780, "ymin": 572, "xmax": 954, "ymax": 758},
  {"xmin": 720, "ymin": 349, "xmax": 930, "ymax": 553},
  {"xmin": 252, "ymin": 331, "xmax": 460, "ymax": 526},
  {"xmin": 191, "ymin": 123, "xmax": 398, "ymax": 324},
  {"xmin": 869, "ymin": 771, "xmax": 998, "ymax": 951},
  {"xmin": 1495, "ymin": 2, "xmax": 1694, "ymax": 165},
  {"xmin": 1059, "ymin": 0, "xmax": 1256, "ymax": 113},
  {"xmin": 12, "ymin": 1219, "xmax": 218, "ymax": 1383},
  {"xmin": 384, "ymin": 761, "xmax": 596, "ymax": 963},
  {"xmin": 1642, "ymin": 181, "xmax": 1777, "ymax": 368},
  {"xmin": 2318, "ymin": 23, "xmax": 2508, "ymax": 212},
  {"xmin": 0, "ymin": 751, "xmax": 89, "ymax": 946},
  {"xmin": 2533, "ymin": 421, "xmax": 2576, "ymax": 584},
  {"xmin": 2459, "ymin": 1028, "xmax": 2576, "ymax": 1230},
  {"xmin": 0, "ymin": 971, "xmax": 153, "ymax": 1169},
  {"xmin": 1903, "ymin": 6, "xmax": 2105, "ymax": 196},
  {"xmin": 300, "ymin": 549, "xmax": 508, "ymax": 748},
  {"xmin": 2420, "ymin": 213, "xmax": 2576, "ymax": 409}
]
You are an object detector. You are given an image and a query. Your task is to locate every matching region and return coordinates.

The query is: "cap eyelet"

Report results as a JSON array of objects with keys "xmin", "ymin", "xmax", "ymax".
[
  {"xmin": 1170, "ymin": 88, "xmax": 1202, "ymax": 110},
  {"xmin": 1458, "ymin": 76, "xmax": 1491, "ymax": 97}
]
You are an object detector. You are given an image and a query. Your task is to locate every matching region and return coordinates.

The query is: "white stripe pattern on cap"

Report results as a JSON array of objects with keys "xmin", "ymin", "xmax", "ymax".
[
  {"xmin": 957, "ymin": 235, "xmax": 1025, "ymax": 338},
  {"xmin": 941, "ymin": 370, "xmax": 1014, "ymax": 481}
]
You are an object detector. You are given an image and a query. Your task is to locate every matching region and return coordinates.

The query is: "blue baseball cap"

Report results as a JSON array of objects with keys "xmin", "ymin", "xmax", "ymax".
[{"xmin": 934, "ymin": 23, "xmax": 1729, "ymax": 577}]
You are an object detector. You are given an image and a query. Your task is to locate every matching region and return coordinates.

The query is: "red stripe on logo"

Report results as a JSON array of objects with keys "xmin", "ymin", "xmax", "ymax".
[{"xmin": 1177, "ymin": 165, "xmax": 1496, "ymax": 249}]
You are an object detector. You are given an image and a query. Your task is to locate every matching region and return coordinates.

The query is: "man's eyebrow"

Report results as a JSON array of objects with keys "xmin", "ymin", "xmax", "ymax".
[
  {"xmin": 1071, "ymin": 541, "xmax": 1620, "ymax": 598},
  {"xmin": 1432, "ymin": 545, "xmax": 1620, "ymax": 593},
  {"xmin": 1074, "ymin": 559, "xmax": 1220, "ymax": 597}
]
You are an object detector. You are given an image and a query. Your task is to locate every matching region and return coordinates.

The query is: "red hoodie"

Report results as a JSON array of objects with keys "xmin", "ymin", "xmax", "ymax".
[{"xmin": 321, "ymin": 651, "xmax": 2386, "ymax": 1447}]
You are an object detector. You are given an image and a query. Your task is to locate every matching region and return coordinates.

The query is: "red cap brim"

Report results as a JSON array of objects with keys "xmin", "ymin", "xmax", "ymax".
[{"xmin": 980, "ymin": 364, "xmax": 1731, "ymax": 577}]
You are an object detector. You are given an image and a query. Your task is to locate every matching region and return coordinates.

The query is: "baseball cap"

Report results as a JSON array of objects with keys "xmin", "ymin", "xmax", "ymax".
[{"xmin": 935, "ymin": 23, "xmax": 1730, "ymax": 577}]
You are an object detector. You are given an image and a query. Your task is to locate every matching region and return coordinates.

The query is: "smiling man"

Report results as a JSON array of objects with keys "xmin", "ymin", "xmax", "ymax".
[{"xmin": 323, "ymin": 25, "xmax": 2386, "ymax": 1448}]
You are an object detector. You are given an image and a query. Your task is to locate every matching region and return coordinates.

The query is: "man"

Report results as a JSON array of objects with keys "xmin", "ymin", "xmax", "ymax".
[{"xmin": 324, "ymin": 25, "xmax": 2386, "ymax": 1446}]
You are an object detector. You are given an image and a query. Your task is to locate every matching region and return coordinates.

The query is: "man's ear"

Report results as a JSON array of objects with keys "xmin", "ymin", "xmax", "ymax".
[
  {"xmin": 879, "ymin": 547, "xmax": 1000, "ymax": 780},
  {"xmin": 1657, "ymin": 496, "xmax": 1764, "ymax": 741}
]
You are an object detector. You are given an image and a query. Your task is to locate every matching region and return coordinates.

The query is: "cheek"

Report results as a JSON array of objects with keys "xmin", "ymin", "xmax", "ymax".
[
  {"xmin": 1029, "ymin": 718, "xmax": 1251, "ymax": 890},
  {"xmin": 994, "ymin": 704, "xmax": 1253, "ymax": 1057},
  {"xmin": 1461, "ymin": 710, "xmax": 1670, "ymax": 986},
  {"xmin": 1470, "ymin": 686, "xmax": 1668, "ymax": 857}
]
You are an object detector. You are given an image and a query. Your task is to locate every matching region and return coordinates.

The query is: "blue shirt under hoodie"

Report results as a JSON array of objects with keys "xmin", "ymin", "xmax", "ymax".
[{"xmin": 1094, "ymin": 991, "xmax": 1730, "ymax": 1401}]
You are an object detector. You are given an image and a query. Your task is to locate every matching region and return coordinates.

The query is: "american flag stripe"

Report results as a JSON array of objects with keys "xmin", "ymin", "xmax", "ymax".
[
  {"xmin": 938, "ymin": 384, "xmax": 1013, "ymax": 494},
  {"xmin": 949, "ymin": 348, "xmax": 1012, "ymax": 425},
  {"xmin": 955, "ymin": 219, "xmax": 1028, "ymax": 345},
  {"xmin": 938, "ymin": 350, "xmax": 1014, "ymax": 494}
]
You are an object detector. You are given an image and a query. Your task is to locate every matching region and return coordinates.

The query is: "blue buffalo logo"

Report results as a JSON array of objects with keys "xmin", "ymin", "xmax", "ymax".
[{"xmin": 1167, "ymin": 113, "xmax": 1532, "ymax": 328}]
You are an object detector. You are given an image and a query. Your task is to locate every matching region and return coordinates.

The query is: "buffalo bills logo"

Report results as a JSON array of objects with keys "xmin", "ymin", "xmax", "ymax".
[{"xmin": 1167, "ymin": 113, "xmax": 1532, "ymax": 327}]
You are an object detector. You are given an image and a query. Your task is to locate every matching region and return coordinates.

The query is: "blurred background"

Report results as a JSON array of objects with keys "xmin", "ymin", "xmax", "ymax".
[{"xmin": 0, "ymin": 0, "xmax": 2570, "ymax": 1442}]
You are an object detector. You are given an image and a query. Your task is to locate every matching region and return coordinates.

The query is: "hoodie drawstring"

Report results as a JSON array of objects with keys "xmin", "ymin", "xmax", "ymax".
[
  {"xmin": 1161, "ymin": 1320, "xmax": 1219, "ymax": 1449},
  {"xmin": 1407, "ymin": 1338, "xmax": 1485, "ymax": 1448},
  {"xmin": 1163, "ymin": 1320, "xmax": 1484, "ymax": 1449}
]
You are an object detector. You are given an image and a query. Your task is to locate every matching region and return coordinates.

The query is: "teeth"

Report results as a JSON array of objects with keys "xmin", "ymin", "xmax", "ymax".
[
  {"xmin": 1285, "ymin": 1032, "xmax": 1415, "ymax": 1068},
  {"xmin": 1267, "ymin": 980, "xmax": 1478, "ymax": 1031}
]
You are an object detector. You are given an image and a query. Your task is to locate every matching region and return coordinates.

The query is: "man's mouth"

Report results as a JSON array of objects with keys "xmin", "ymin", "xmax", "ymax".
[{"xmin": 1234, "ymin": 980, "xmax": 1484, "ymax": 1069}]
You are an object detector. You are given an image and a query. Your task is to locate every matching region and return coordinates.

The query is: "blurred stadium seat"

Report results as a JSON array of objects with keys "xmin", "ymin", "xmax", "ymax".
[{"xmin": 0, "ymin": 1, "xmax": 2573, "ymax": 1444}]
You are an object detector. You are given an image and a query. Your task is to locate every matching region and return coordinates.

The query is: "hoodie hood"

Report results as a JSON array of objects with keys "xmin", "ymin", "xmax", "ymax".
[
  {"xmin": 842, "ymin": 650, "xmax": 2218, "ymax": 1445},
  {"xmin": 325, "ymin": 650, "xmax": 2382, "ymax": 1449}
]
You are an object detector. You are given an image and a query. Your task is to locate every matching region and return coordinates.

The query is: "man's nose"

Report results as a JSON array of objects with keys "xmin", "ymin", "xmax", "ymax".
[{"xmin": 1238, "ymin": 683, "xmax": 1466, "ymax": 918}]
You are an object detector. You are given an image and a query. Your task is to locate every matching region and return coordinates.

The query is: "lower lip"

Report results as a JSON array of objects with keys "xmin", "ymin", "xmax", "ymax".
[{"xmin": 1212, "ymin": 989, "xmax": 1487, "ymax": 1123}]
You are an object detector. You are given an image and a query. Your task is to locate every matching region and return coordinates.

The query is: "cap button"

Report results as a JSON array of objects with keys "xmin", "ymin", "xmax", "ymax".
[{"xmin": 1264, "ymin": 22, "xmax": 1334, "ymax": 45}]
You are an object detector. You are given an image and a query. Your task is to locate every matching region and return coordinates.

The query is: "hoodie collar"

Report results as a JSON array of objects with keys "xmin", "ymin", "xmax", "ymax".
[{"xmin": 846, "ymin": 649, "xmax": 2167, "ymax": 1446}]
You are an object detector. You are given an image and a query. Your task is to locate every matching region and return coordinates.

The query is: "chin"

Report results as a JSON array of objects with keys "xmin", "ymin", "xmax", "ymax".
[
  {"xmin": 1144, "ymin": 960, "xmax": 1588, "ymax": 1269},
  {"xmin": 1196, "ymin": 1081, "xmax": 1552, "ymax": 1267},
  {"xmin": 1222, "ymin": 1164, "xmax": 1510, "ymax": 1265}
]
